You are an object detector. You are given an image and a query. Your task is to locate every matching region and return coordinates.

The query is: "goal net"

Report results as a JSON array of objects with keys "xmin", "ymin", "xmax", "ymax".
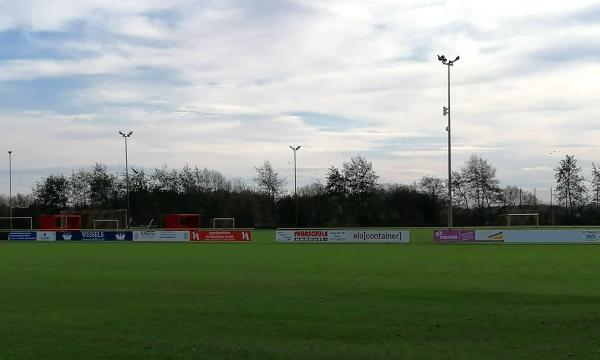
[
  {"xmin": 0, "ymin": 217, "xmax": 33, "ymax": 230},
  {"xmin": 93, "ymin": 219, "xmax": 119, "ymax": 229},
  {"xmin": 212, "ymin": 218, "xmax": 235, "ymax": 229},
  {"xmin": 507, "ymin": 213, "xmax": 539, "ymax": 227}
]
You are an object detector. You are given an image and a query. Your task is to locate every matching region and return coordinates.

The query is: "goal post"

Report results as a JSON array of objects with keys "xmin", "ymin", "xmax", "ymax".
[
  {"xmin": 507, "ymin": 213, "xmax": 539, "ymax": 227},
  {"xmin": 93, "ymin": 219, "xmax": 120, "ymax": 229},
  {"xmin": 212, "ymin": 218, "xmax": 235, "ymax": 229},
  {"xmin": 0, "ymin": 217, "xmax": 33, "ymax": 230}
]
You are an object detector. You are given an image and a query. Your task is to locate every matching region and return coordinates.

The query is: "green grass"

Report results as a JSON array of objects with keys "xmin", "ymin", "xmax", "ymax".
[{"xmin": 2, "ymin": 229, "xmax": 600, "ymax": 359}]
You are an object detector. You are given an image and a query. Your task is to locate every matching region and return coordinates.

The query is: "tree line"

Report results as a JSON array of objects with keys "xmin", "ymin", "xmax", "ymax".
[{"xmin": 1, "ymin": 154, "xmax": 600, "ymax": 228}]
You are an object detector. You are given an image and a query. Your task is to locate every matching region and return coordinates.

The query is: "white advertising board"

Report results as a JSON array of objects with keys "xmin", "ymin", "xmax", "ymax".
[
  {"xmin": 276, "ymin": 228, "xmax": 410, "ymax": 243},
  {"xmin": 132, "ymin": 230, "xmax": 190, "ymax": 242},
  {"xmin": 474, "ymin": 230, "xmax": 505, "ymax": 242},
  {"xmin": 36, "ymin": 231, "xmax": 56, "ymax": 241},
  {"xmin": 503, "ymin": 229, "xmax": 600, "ymax": 243}
]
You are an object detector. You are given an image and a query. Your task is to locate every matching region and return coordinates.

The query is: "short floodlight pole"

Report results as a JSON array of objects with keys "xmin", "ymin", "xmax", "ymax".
[
  {"xmin": 290, "ymin": 146, "xmax": 301, "ymax": 227},
  {"xmin": 119, "ymin": 131, "xmax": 133, "ymax": 228},
  {"xmin": 438, "ymin": 54, "xmax": 459, "ymax": 228}
]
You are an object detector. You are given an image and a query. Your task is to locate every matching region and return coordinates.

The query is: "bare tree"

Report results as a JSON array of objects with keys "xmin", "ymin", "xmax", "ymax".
[
  {"xmin": 462, "ymin": 155, "xmax": 502, "ymax": 213},
  {"xmin": 451, "ymin": 170, "xmax": 470, "ymax": 211},
  {"xmin": 68, "ymin": 169, "xmax": 91, "ymax": 208},
  {"xmin": 33, "ymin": 174, "xmax": 69, "ymax": 213},
  {"xmin": 254, "ymin": 161, "xmax": 286, "ymax": 200},
  {"xmin": 326, "ymin": 166, "xmax": 346, "ymax": 196},
  {"xmin": 554, "ymin": 155, "xmax": 586, "ymax": 215},
  {"xmin": 590, "ymin": 163, "xmax": 600, "ymax": 212},
  {"xmin": 299, "ymin": 181, "xmax": 327, "ymax": 197},
  {"xmin": 419, "ymin": 176, "xmax": 446, "ymax": 200},
  {"xmin": 88, "ymin": 163, "xmax": 117, "ymax": 208},
  {"xmin": 230, "ymin": 177, "xmax": 251, "ymax": 193},
  {"xmin": 342, "ymin": 155, "xmax": 379, "ymax": 197},
  {"xmin": 502, "ymin": 185, "xmax": 520, "ymax": 209},
  {"xmin": 129, "ymin": 168, "xmax": 149, "ymax": 193},
  {"xmin": 150, "ymin": 165, "xmax": 179, "ymax": 193},
  {"xmin": 521, "ymin": 191, "xmax": 538, "ymax": 207},
  {"xmin": 12, "ymin": 193, "xmax": 35, "ymax": 208}
]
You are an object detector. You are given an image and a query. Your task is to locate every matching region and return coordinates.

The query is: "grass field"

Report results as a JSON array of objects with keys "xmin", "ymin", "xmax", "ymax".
[{"xmin": 2, "ymin": 229, "xmax": 600, "ymax": 359}]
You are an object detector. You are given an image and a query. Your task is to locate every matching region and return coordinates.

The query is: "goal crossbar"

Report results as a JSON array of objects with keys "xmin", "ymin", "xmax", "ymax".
[
  {"xmin": 93, "ymin": 219, "xmax": 120, "ymax": 229},
  {"xmin": 212, "ymin": 218, "xmax": 235, "ymax": 228},
  {"xmin": 507, "ymin": 213, "xmax": 539, "ymax": 227},
  {"xmin": 0, "ymin": 217, "xmax": 33, "ymax": 230}
]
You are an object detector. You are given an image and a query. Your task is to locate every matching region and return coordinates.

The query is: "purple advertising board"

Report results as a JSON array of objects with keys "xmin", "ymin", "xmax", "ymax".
[{"xmin": 433, "ymin": 229, "xmax": 475, "ymax": 243}]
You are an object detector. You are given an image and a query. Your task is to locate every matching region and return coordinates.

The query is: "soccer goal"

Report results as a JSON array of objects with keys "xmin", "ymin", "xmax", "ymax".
[
  {"xmin": 507, "ymin": 213, "xmax": 539, "ymax": 227},
  {"xmin": 93, "ymin": 219, "xmax": 120, "ymax": 229},
  {"xmin": 212, "ymin": 218, "xmax": 235, "ymax": 229},
  {"xmin": 0, "ymin": 217, "xmax": 33, "ymax": 230}
]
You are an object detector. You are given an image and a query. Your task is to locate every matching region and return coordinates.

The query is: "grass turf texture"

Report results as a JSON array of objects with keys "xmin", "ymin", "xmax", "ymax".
[{"xmin": 2, "ymin": 229, "xmax": 600, "ymax": 359}]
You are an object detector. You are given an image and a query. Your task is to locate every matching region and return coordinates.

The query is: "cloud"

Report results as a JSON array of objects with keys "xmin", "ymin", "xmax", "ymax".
[
  {"xmin": 522, "ymin": 166, "xmax": 553, "ymax": 172},
  {"xmin": 1, "ymin": 0, "xmax": 600, "ymax": 194}
]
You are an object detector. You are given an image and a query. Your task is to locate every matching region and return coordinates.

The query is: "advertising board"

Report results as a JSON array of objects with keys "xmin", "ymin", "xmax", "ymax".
[
  {"xmin": 433, "ymin": 229, "xmax": 475, "ymax": 243},
  {"xmin": 276, "ymin": 229, "xmax": 410, "ymax": 243},
  {"xmin": 56, "ymin": 231, "xmax": 132, "ymax": 241},
  {"xmin": 433, "ymin": 230, "xmax": 506, "ymax": 243},
  {"xmin": 36, "ymin": 231, "xmax": 56, "ymax": 241},
  {"xmin": 0, "ymin": 231, "xmax": 8, "ymax": 240},
  {"xmin": 9, "ymin": 231, "xmax": 37, "ymax": 241},
  {"xmin": 474, "ymin": 230, "xmax": 504, "ymax": 242},
  {"xmin": 434, "ymin": 229, "xmax": 600, "ymax": 244},
  {"xmin": 190, "ymin": 230, "xmax": 252, "ymax": 242},
  {"xmin": 503, "ymin": 229, "xmax": 600, "ymax": 243},
  {"xmin": 132, "ymin": 230, "xmax": 190, "ymax": 242}
]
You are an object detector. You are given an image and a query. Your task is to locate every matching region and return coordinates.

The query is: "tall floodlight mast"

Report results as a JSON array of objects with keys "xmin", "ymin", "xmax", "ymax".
[
  {"xmin": 119, "ymin": 131, "xmax": 133, "ymax": 228},
  {"xmin": 289, "ymin": 146, "xmax": 301, "ymax": 227},
  {"xmin": 8, "ymin": 150, "xmax": 12, "ymax": 230},
  {"xmin": 437, "ymin": 54, "xmax": 459, "ymax": 228}
]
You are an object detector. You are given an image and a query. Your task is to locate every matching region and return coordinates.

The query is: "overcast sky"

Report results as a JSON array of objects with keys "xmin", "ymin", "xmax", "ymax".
[{"xmin": 1, "ymin": 0, "xmax": 600, "ymax": 196}]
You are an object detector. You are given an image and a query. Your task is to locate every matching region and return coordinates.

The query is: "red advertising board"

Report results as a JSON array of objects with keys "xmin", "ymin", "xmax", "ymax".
[{"xmin": 190, "ymin": 230, "xmax": 252, "ymax": 242}]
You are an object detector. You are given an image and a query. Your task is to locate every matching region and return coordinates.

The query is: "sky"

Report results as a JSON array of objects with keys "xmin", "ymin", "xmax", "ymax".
[{"xmin": 1, "ymin": 0, "xmax": 600, "ymax": 198}]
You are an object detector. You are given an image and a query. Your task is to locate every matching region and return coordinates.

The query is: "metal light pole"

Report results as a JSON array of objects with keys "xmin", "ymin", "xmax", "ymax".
[
  {"xmin": 8, "ymin": 150, "xmax": 12, "ymax": 230},
  {"xmin": 289, "ymin": 146, "xmax": 301, "ymax": 227},
  {"xmin": 438, "ymin": 54, "xmax": 459, "ymax": 228},
  {"xmin": 119, "ymin": 131, "xmax": 133, "ymax": 228}
]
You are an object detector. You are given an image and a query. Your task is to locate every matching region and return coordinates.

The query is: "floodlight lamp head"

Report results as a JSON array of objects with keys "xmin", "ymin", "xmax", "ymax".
[
  {"xmin": 127, "ymin": 131, "xmax": 133, "ymax": 136},
  {"xmin": 119, "ymin": 131, "xmax": 124, "ymax": 136},
  {"xmin": 438, "ymin": 55, "xmax": 449, "ymax": 65}
]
